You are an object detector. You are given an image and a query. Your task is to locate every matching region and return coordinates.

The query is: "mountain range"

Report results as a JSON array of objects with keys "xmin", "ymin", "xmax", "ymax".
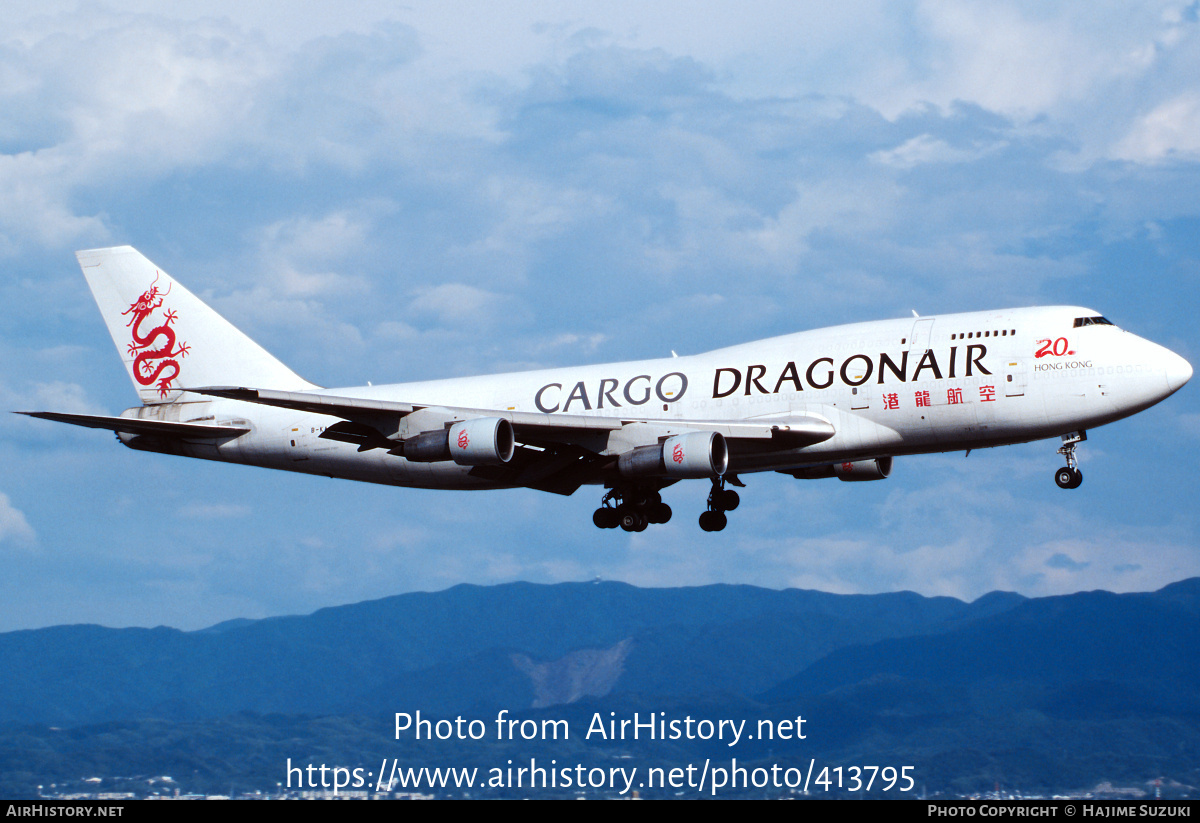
[{"xmin": 4, "ymin": 578, "xmax": 1200, "ymax": 797}]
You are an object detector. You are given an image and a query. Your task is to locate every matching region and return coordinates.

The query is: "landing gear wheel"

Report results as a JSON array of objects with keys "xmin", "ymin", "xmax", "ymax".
[
  {"xmin": 714, "ymin": 489, "xmax": 740, "ymax": 512},
  {"xmin": 593, "ymin": 508, "xmax": 618, "ymax": 529},
  {"xmin": 1055, "ymin": 467, "xmax": 1082, "ymax": 489},
  {"xmin": 648, "ymin": 503, "xmax": 672, "ymax": 524},
  {"xmin": 700, "ymin": 476, "xmax": 737, "ymax": 530},
  {"xmin": 618, "ymin": 506, "xmax": 648, "ymax": 532},
  {"xmin": 617, "ymin": 504, "xmax": 636, "ymax": 531}
]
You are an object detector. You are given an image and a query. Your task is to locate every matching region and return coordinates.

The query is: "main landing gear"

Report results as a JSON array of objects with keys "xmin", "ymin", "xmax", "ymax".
[
  {"xmin": 593, "ymin": 486, "xmax": 672, "ymax": 532},
  {"xmin": 593, "ymin": 477, "xmax": 742, "ymax": 532},
  {"xmin": 1054, "ymin": 431, "xmax": 1085, "ymax": 489},
  {"xmin": 699, "ymin": 476, "xmax": 740, "ymax": 532}
]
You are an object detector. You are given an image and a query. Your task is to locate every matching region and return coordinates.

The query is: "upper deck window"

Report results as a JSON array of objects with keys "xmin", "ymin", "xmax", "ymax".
[{"xmin": 1073, "ymin": 316, "xmax": 1113, "ymax": 328}]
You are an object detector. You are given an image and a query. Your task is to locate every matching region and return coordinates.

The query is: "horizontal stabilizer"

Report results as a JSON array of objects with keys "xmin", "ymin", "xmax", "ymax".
[{"xmin": 17, "ymin": 411, "xmax": 249, "ymax": 439}]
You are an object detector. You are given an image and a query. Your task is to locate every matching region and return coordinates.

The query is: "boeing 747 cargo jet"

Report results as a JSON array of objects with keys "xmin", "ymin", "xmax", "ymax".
[{"xmin": 21, "ymin": 247, "xmax": 1192, "ymax": 532}]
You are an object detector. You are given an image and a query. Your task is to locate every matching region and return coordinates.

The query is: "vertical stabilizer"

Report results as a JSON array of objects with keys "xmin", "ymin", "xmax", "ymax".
[{"xmin": 76, "ymin": 246, "xmax": 317, "ymax": 404}]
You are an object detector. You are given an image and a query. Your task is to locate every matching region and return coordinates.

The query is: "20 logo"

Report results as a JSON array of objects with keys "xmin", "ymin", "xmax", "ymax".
[{"xmin": 1035, "ymin": 337, "xmax": 1074, "ymax": 358}]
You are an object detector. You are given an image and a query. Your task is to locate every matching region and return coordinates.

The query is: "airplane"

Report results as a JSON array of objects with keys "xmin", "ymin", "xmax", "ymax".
[{"xmin": 19, "ymin": 246, "xmax": 1193, "ymax": 532}]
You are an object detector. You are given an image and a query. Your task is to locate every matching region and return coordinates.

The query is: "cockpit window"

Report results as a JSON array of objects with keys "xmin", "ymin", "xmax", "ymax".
[{"xmin": 1073, "ymin": 316, "xmax": 1114, "ymax": 328}]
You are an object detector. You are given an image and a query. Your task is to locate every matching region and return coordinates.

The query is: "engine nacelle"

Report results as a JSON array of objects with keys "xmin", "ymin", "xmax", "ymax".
[
  {"xmin": 833, "ymin": 456, "xmax": 892, "ymax": 481},
  {"xmin": 618, "ymin": 431, "xmax": 729, "ymax": 479},
  {"xmin": 449, "ymin": 418, "xmax": 515, "ymax": 465},
  {"xmin": 403, "ymin": 418, "xmax": 515, "ymax": 466}
]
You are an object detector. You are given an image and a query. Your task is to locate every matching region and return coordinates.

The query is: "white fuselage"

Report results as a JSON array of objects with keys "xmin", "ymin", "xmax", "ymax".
[{"xmin": 121, "ymin": 305, "xmax": 1191, "ymax": 491}]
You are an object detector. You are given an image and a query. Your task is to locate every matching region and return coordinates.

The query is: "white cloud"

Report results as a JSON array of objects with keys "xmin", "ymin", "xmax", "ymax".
[
  {"xmin": 910, "ymin": 1, "xmax": 1110, "ymax": 116},
  {"xmin": 267, "ymin": 266, "xmax": 366, "ymax": 299},
  {"xmin": 530, "ymin": 332, "xmax": 608, "ymax": 355},
  {"xmin": 372, "ymin": 320, "xmax": 419, "ymax": 342},
  {"xmin": 1113, "ymin": 93, "xmax": 1200, "ymax": 162},
  {"xmin": 0, "ymin": 379, "xmax": 105, "ymax": 418},
  {"xmin": 1001, "ymin": 534, "xmax": 1200, "ymax": 596},
  {"xmin": 0, "ymin": 1, "xmax": 1197, "ymax": 632},
  {"xmin": 258, "ymin": 211, "xmax": 374, "ymax": 265},
  {"xmin": 0, "ymin": 154, "xmax": 109, "ymax": 253},
  {"xmin": 209, "ymin": 284, "xmax": 366, "ymax": 382},
  {"xmin": 0, "ymin": 492, "xmax": 36, "ymax": 548},
  {"xmin": 409, "ymin": 282, "xmax": 510, "ymax": 326},
  {"xmin": 870, "ymin": 134, "xmax": 1000, "ymax": 168},
  {"xmin": 178, "ymin": 502, "xmax": 252, "ymax": 519},
  {"xmin": 446, "ymin": 177, "xmax": 614, "ymax": 284}
]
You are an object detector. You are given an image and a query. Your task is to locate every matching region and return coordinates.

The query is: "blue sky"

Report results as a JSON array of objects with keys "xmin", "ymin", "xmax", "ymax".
[{"xmin": 1, "ymin": 1, "xmax": 1198, "ymax": 631}]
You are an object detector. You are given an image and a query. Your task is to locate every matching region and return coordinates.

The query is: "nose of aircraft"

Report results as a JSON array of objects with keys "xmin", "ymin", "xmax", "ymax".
[{"xmin": 1165, "ymin": 348, "xmax": 1193, "ymax": 393}]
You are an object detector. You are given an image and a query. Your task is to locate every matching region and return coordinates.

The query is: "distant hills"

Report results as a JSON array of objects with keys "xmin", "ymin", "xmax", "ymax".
[
  {"xmin": 3, "ymin": 579, "xmax": 1200, "ymax": 797},
  {"xmin": 0, "ymin": 580, "xmax": 1027, "ymax": 725},
  {"xmin": 767, "ymin": 578, "xmax": 1200, "ymax": 712}
]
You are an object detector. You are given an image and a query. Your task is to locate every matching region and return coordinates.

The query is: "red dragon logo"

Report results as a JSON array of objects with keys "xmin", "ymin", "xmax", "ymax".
[
  {"xmin": 672, "ymin": 443, "xmax": 684, "ymax": 464},
  {"xmin": 122, "ymin": 273, "xmax": 190, "ymax": 398},
  {"xmin": 457, "ymin": 430, "xmax": 470, "ymax": 449}
]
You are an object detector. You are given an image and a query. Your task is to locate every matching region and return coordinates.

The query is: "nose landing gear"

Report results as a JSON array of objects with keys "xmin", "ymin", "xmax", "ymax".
[{"xmin": 1054, "ymin": 431, "xmax": 1085, "ymax": 489}]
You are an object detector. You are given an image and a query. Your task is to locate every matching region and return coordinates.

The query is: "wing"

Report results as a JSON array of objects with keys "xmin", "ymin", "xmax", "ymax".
[{"xmin": 187, "ymin": 386, "xmax": 835, "ymax": 494}]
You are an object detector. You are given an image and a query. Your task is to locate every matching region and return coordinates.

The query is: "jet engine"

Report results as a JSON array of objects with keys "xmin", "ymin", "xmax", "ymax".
[
  {"xmin": 834, "ymin": 457, "xmax": 892, "ymax": 481},
  {"xmin": 618, "ymin": 431, "xmax": 729, "ymax": 479},
  {"xmin": 402, "ymin": 418, "xmax": 515, "ymax": 465},
  {"xmin": 786, "ymin": 456, "xmax": 893, "ymax": 481}
]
